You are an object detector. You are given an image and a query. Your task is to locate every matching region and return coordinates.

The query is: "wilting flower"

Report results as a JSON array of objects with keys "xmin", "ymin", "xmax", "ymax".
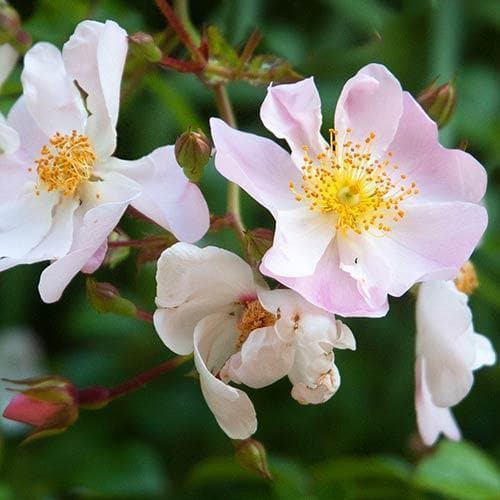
[
  {"xmin": 210, "ymin": 64, "xmax": 487, "ymax": 317},
  {"xmin": 414, "ymin": 279, "xmax": 496, "ymax": 446},
  {"xmin": 0, "ymin": 20, "xmax": 209, "ymax": 302},
  {"xmin": 154, "ymin": 243, "xmax": 355, "ymax": 439},
  {"xmin": 2, "ymin": 376, "xmax": 78, "ymax": 442}
]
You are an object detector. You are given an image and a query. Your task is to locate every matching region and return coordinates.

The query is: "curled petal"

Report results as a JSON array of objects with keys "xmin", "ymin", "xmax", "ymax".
[
  {"xmin": 63, "ymin": 20, "xmax": 128, "ymax": 157},
  {"xmin": 335, "ymin": 63, "xmax": 403, "ymax": 157},
  {"xmin": 260, "ymin": 77, "xmax": 326, "ymax": 164},
  {"xmin": 291, "ymin": 364, "xmax": 341, "ymax": 405},
  {"xmin": 194, "ymin": 313, "xmax": 257, "ymax": 439},
  {"xmin": 223, "ymin": 326, "xmax": 295, "ymax": 389},
  {"xmin": 415, "ymin": 357, "xmax": 461, "ymax": 446}
]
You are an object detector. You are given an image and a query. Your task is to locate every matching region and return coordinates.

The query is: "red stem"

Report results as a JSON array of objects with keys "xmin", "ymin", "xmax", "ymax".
[
  {"xmin": 154, "ymin": 0, "xmax": 206, "ymax": 65},
  {"xmin": 78, "ymin": 355, "xmax": 191, "ymax": 406}
]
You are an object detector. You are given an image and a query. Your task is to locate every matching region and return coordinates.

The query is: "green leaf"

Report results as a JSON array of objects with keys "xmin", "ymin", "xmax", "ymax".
[
  {"xmin": 246, "ymin": 55, "xmax": 302, "ymax": 85},
  {"xmin": 207, "ymin": 25, "xmax": 240, "ymax": 68},
  {"xmin": 414, "ymin": 440, "xmax": 500, "ymax": 499}
]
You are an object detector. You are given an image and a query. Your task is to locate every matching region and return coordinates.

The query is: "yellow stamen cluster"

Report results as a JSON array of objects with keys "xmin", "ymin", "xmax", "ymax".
[
  {"xmin": 236, "ymin": 299, "xmax": 276, "ymax": 348},
  {"xmin": 35, "ymin": 130, "xmax": 96, "ymax": 196},
  {"xmin": 289, "ymin": 129, "xmax": 419, "ymax": 235},
  {"xmin": 454, "ymin": 261, "xmax": 478, "ymax": 295}
]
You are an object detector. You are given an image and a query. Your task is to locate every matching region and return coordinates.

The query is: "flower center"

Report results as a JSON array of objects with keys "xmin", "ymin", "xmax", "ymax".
[
  {"xmin": 289, "ymin": 129, "xmax": 419, "ymax": 235},
  {"xmin": 34, "ymin": 130, "xmax": 96, "ymax": 196},
  {"xmin": 236, "ymin": 299, "xmax": 276, "ymax": 348}
]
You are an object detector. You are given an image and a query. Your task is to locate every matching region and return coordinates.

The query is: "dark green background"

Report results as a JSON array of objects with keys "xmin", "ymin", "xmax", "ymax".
[{"xmin": 0, "ymin": 0, "xmax": 499, "ymax": 498}]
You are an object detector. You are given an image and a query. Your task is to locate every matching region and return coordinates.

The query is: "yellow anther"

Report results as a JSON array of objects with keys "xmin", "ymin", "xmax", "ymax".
[{"xmin": 35, "ymin": 130, "xmax": 96, "ymax": 196}]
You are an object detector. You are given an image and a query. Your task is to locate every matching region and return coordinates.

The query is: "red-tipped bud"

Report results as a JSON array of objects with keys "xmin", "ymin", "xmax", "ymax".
[
  {"xmin": 2, "ymin": 376, "xmax": 78, "ymax": 442},
  {"xmin": 418, "ymin": 80, "xmax": 456, "ymax": 128},
  {"xmin": 0, "ymin": 3, "xmax": 30, "ymax": 52},
  {"xmin": 234, "ymin": 438, "xmax": 272, "ymax": 480},
  {"xmin": 86, "ymin": 278, "xmax": 138, "ymax": 318},
  {"xmin": 129, "ymin": 32, "xmax": 162, "ymax": 63},
  {"xmin": 175, "ymin": 128, "xmax": 211, "ymax": 182}
]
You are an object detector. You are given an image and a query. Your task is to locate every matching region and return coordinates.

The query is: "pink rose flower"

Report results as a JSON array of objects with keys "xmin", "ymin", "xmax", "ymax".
[
  {"xmin": 0, "ymin": 20, "xmax": 209, "ymax": 302},
  {"xmin": 210, "ymin": 64, "xmax": 487, "ymax": 317}
]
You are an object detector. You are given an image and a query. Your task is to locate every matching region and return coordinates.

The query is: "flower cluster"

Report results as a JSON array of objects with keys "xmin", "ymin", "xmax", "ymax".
[{"xmin": 0, "ymin": 16, "xmax": 495, "ymax": 450}]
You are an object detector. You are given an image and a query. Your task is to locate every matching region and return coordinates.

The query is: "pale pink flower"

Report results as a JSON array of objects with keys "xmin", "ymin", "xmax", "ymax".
[
  {"xmin": 154, "ymin": 243, "xmax": 355, "ymax": 438},
  {"xmin": 210, "ymin": 64, "xmax": 487, "ymax": 317},
  {"xmin": 0, "ymin": 43, "xmax": 19, "ymax": 155},
  {"xmin": 0, "ymin": 20, "xmax": 209, "ymax": 302},
  {"xmin": 415, "ymin": 280, "xmax": 496, "ymax": 446}
]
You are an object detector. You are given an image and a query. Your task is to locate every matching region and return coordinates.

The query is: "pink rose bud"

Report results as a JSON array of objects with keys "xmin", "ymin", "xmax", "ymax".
[
  {"xmin": 2, "ymin": 376, "xmax": 78, "ymax": 442},
  {"xmin": 175, "ymin": 128, "xmax": 212, "ymax": 182},
  {"xmin": 418, "ymin": 80, "xmax": 456, "ymax": 128}
]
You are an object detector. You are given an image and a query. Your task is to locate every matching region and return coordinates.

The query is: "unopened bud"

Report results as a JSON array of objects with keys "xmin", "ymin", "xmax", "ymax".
[
  {"xmin": 234, "ymin": 438, "xmax": 272, "ymax": 480},
  {"xmin": 455, "ymin": 261, "xmax": 478, "ymax": 295},
  {"xmin": 2, "ymin": 376, "xmax": 78, "ymax": 442},
  {"xmin": 418, "ymin": 80, "xmax": 456, "ymax": 128},
  {"xmin": 86, "ymin": 278, "xmax": 138, "ymax": 318},
  {"xmin": 129, "ymin": 32, "xmax": 162, "ymax": 63},
  {"xmin": 175, "ymin": 128, "xmax": 211, "ymax": 182},
  {"xmin": 0, "ymin": 3, "xmax": 30, "ymax": 52}
]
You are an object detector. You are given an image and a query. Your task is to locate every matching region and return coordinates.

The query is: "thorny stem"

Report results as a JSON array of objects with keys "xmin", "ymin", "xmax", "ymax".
[
  {"xmin": 108, "ymin": 237, "xmax": 170, "ymax": 249},
  {"xmin": 78, "ymin": 355, "xmax": 192, "ymax": 407},
  {"xmin": 154, "ymin": 0, "xmax": 205, "ymax": 65},
  {"xmin": 212, "ymin": 84, "xmax": 247, "ymax": 250}
]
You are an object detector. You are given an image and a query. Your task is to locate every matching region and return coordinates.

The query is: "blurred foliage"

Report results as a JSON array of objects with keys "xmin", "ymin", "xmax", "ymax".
[{"xmin": 0, "ymin": 0, "xmax": 499, "ymax": 498}]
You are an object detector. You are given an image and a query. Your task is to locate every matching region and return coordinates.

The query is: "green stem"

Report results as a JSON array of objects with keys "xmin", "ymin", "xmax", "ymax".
[{"xmin": 212, "ymin": 84, "xmax": 246, "ymax": 248}]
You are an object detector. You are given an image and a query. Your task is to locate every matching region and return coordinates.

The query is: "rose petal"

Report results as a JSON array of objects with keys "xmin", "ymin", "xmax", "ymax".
[
  {"xmin": 63, "ymin": 20, "xmax": 128, "ymax": 157},
  {"xmin": 260, "ymin": 77, "xmax": 327, "ymax": 164},
  {"xmin": 21, "ymin": 42, "xmax": 86, "ymax": 137},
  {"xmin": 194, "ymin": 312, "xmax": 257, "ymax": 439},
  {"xmin": 210, "ymin": 117, "xmax": 300, "ymax": 217},
  {"xmin": 154, "ymin": 243, "xmax": 256, "ymax": 355}
]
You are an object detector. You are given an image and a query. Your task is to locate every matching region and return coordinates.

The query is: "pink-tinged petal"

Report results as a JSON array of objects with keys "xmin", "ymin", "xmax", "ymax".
[
  {"xmin": 337, "ymin": 233, "xmax": 392, "ymax": 307},
  {"xmin": 385, "ymin": 202, "xmax": 487, "ymax": 292},
  {"xmin": 261, "ymin": 243, "xmax": 389, "ymax": 317},
  {"xmin": 335, "ymin": 64, "xmax": 403, "ymax": 157},
  {"xmin": 210, "ymin": 117, "xmax": 300, "ymax": 216},
  {"xmin": 7, "ymin": 97, "xmax": 48, "ymax": 164},
  {"xmin": 223, "ymin": 326, "xmax": 295, "ymax": 389},
  {"xmin": 63, "ymin": 20, "xmax": 128, "ymax": 157},
  {"xmin": 0, "ymin": 43, "xmax": 18, "ymax": 87},
  {"xmin": 333, "ymin": 321, "xmax": 356, "ymax": 350},
  {"xmin": 194, "ymin": 313, "xmax": 257, "ymax": 439},
  {"xmin": 262, "ymin": 207, "xmax": 335, "ymax": 277},
  {"xmin": 415, "ymin": 357, "xmax": 461, "ymax": 447},
  {"xmin": 21, "ymin": 42, "xmax": 86, "ymax": 137},
  {"xmin": 108, "ymin": 146, "xmax": 209, "ymax": 242},
  {"xmin": 3, "ymin": 393, "xmax": 61, "ymax": 427},
  {"xmin": 0, "ymin": 116, "xmax": 19, "ymax": 155},
  {"xmin": 80, "ymin": 240, "xmax": 108, "ymax": 274},
  {"xmin": 388, "ymin": 92, "xmax": 486, "ymax": 204},
  {"xmin": 38, "ymin": 172, "xmax": 140, "ymax": 303},
  {"xmin": 260, "ymin": 77, "xmax": 327, "ymax": 164},
  {"xmin": 0, "ymin": 185, "xmax": 58, "ymax": 258},
  {"xmin": 154, "ymin": 243, "xmax": 256, "ymax": 355},
  {"xmin": 471, "ymin": 333, "xmax": 496, "ymax": 370}
]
